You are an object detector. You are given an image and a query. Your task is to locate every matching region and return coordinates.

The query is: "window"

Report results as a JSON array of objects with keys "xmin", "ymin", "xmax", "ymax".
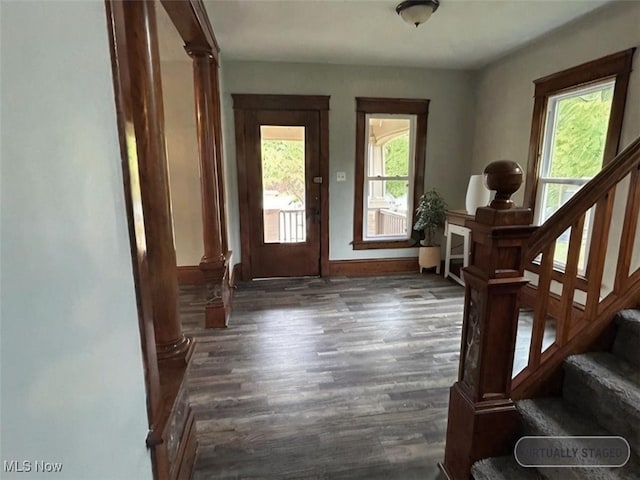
[
  {"xmin": 535, "ymin": 80, "xmax": 615, "ymax": 226},
  {"xmin": 364, "ymin": 116, "xmax": 415, "ymax": 240},
  {"xmin": 524, "ymin": 49, "xmax": 634, "ymax": 270},
  {"xmin": 353, "ymin": 98, "xmax": 428, "ymax": 249}
]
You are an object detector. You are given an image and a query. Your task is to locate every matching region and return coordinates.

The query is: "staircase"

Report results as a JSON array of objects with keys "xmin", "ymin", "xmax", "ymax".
[
  {"xmin": 472, "ymin": 309, "xmax": 640, "ymax": 480},
  {"xmin": 441, "ymin": 137, "xmax": 640, "ymax": 480}
]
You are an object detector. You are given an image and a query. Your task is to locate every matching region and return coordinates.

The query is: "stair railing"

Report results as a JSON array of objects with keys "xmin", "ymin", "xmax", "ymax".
[
  {"xmin": 513, "ymin": 135, "xmax": 640, "ymax": 399},
  {"xmin": 441, "ymin": 136, "xmax": 640, "ymax": 479}
]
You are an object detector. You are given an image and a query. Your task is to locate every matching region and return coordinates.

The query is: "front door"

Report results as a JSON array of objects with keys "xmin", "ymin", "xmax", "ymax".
[{"xmin": 240, "ymin": 108, "xmax": 322, "ymax": 278}]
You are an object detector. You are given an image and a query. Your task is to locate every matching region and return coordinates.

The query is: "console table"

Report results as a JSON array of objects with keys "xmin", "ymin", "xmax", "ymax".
[{"xmin": 444, "ymin": 209, "xmax": 474, "ymax": 286}]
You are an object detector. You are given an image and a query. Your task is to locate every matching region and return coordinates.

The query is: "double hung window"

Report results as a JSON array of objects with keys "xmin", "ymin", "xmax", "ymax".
[
  {"xmin": 525, "ymin": 50, "xmax": 634, "ymax": 271},
  {"xmin": 353, "ymin": 98, "xmax": 428, "ymax": 250}
]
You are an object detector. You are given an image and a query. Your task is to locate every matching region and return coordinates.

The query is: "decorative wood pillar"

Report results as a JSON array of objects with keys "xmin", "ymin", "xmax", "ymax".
[
  {"xmin": 210, "ymin": 63, "xmax": 229, "ymax": 255},
  {"xmin": 123, "ymin": 0, "xmax": 191, "ymax": 363},
  {"xmin": 188, "ymin": 46, "xmax": 223, "ymax": 264},
  {"xmin": 440, "ymin": 161, "xmax": 536, "ymax": 480},
  {"xmin": 187, "ymin": 45, "xmax": 230, "ymax": 328}
]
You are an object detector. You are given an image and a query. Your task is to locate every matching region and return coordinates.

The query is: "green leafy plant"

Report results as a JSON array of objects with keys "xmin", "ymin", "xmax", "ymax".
[{"xmin": 413, "ymin": 188, "xmax": 447, "ymax": 246}]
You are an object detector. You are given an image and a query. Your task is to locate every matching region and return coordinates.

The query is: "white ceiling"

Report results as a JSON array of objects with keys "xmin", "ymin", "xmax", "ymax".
[{"xmin": 193, "ymin": 0, "xmax": 612, "ymax": 70}]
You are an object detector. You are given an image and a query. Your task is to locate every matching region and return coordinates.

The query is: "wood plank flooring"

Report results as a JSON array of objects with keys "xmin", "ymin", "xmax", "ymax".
[
  {"xmin": 179, "ymin": 274, "xmax": 554, "ymax": 478},
  {"xmin": 180, "ymin": 273, "xmax": 558, "ymax": 478}
]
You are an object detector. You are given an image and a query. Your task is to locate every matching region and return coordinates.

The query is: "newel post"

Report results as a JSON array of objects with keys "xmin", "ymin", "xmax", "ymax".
[{"xmin": 440, "ymin": 161, "xmax": 536, "ymax": 480}]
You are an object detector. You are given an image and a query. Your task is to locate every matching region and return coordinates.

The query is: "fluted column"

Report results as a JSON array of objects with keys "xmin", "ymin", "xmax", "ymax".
[{"xmin": 126, "ymin": 0, "xmax": 190, "ymax": 362}]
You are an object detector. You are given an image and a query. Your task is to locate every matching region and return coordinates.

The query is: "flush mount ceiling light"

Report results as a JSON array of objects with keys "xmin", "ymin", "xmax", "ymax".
[{"xmin": 396, "ymin": 0, "xmax": 440, "ymax": 27}]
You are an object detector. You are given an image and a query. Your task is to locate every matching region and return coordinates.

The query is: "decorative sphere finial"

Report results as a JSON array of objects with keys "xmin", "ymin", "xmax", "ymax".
[{"xmin": 483, "ymin": 160, "xmax": 523, "ymax": 210}]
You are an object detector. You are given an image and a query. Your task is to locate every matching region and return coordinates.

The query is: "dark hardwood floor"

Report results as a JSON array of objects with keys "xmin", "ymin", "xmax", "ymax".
[
  {"xmin": 180, "ymin": 273, "xmax": 462, "ymax": 479},
  {"xmin": 180, "ymin": 272, "xmax": 547, "ymax": 478}
]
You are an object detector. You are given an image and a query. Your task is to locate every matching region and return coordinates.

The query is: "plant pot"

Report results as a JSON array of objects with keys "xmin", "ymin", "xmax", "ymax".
[{"xmin": 419, "ymin": 246, "xmax": 441, "ymax": 274}]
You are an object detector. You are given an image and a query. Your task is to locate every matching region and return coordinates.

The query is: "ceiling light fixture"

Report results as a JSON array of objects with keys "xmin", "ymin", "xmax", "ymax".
[{"xmin": 396, "ymin": 0, "xmax": 440, "ymax": 28}]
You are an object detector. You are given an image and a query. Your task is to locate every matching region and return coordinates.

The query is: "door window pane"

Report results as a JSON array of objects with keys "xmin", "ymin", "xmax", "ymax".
[{"xmin": 260, "ymin": 126, "xmax": 306, "ymax": 243}]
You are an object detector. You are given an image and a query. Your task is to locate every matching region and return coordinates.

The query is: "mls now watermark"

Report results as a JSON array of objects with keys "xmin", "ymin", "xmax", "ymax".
[
  {"xmin": 515, "ymin": 436, "xmax": 630, "ymax": 467},
  {"xmin": 3, "ymin": 460, "xmax": 64, "ymax": 473}
]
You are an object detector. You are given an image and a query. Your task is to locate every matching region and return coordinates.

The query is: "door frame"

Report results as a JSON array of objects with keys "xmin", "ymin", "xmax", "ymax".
[{"xmin": 233, "ymin": 94, "xmax": 330, "ymax": 280}]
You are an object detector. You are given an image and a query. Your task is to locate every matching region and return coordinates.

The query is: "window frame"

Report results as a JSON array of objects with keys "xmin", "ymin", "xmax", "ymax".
[
  {"xmin": 523, "ymin": 49, "xmax": 635, "ymax": 211},
  {"xmin": 352, "ymin": 97, "xmax": 428, "ymax": 250},
  {"xmin": 533, "ymin": 78, "xmax": 616, "ymax": 225},
  {"xmin": 362, "ymin": 113, "xmax": 417, "ymax": 241},
  {"xmin": 524, "ymin": 49, "xmax": 635, "ymax": 279}
]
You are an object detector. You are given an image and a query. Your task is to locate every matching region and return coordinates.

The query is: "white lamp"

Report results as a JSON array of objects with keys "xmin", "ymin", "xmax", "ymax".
[
  {"xmin": 396, "ymin": 0, "xmax": 440, "ymax": 28},
  {"xmin": 465, "ymin": 174, "xmax": 491, "ymax": 215}
]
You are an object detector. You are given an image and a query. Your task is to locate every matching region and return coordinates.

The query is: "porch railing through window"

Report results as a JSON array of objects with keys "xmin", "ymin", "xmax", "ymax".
[
  {"xmin": 279, "ymin": 209, "xmax": 306, "ymax": 243},
  {"xmin": 376, "ymin": 209, "xmax": 407, "ymax": 236}
]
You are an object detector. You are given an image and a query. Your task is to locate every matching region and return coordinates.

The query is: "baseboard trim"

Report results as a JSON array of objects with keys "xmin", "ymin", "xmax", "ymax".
[
  {"xmin": 176, "ymin": 265, "xmax": 206, "ymax": 285},
  {"xmin": 178, "ymin": 259, "xmax": 241, "ymax": 286},
  {"xmin": 328, "ymin": 257, "xmax": 419, "ymax": 276}
]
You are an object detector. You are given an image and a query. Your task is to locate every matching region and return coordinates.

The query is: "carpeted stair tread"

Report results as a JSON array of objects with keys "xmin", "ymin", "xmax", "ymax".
[
  {"xmin": 516, "ymin": 398, "xmax": 640, "ymax": 479},
  {"xmin": 471, "ymin": 455, "xmax": 543, "ymax": 480},
  {"xmin": 517, "ymin": 397, "xmax": 611, "ymax": 437},
  {"xmin": 613, "ymin": 310, "xmax": 640, "ymax": 368},
  {"xmin": 472, "ymin": 311, "xmax": 640, "ymax": 480},
  {"xmin": 563, "ymin": 352, "xmax": 640, "ymax": 456}
]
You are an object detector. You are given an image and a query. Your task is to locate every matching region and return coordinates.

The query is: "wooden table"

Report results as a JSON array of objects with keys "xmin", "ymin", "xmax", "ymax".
[{"xmin": 444, "ymin": 209, "xmax": 474, "ymax": 286}]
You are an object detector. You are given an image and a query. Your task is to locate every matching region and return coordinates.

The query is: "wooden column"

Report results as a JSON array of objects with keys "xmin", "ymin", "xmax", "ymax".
[
  {"xmin": 440, "ymin": 161, "xmax": 536, "ymax": 480},
  {"xmin": 188, "ymin": 47, "xmax": 224, "ymax": 264},
  {"xmin": 187, "ymin": 45, "xmax": 230, "ymax": 328},
  {"xmin": 211, "ymin": 63, "xmax": 229, "ymax": 255},
  {"xmin": 122, "ymin": 0, "xmax": 190, "ymax": 363}
]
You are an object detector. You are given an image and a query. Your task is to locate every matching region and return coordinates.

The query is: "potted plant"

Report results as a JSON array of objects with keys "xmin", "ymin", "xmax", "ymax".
[{"xmin": 413, "ymin": 188, "xmax": 447, "ymax": 273}]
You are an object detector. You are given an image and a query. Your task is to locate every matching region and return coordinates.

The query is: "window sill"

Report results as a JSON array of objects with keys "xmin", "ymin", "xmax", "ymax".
[{"xmin": 352, "ymin": 239, "xmax": 417, "ymax": 250}]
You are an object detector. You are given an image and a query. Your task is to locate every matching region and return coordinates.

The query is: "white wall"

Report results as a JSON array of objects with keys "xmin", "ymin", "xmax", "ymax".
[
  {"xmin": 0, "ymin": 2, "xmax": 153, "ymax": 479},
  {"xmin": 160, "ymin": 60, "xmax": 204, "ymax": 266},
  {"xmin": 220, "ymin": 61, "xmax": 476, "ymax": 262},
  {"xmin": 471, "ymin": 0, "xmax": 640, "ymax": 295},
  {"xmin": 471, "ymin": 0, "xmax": 640, "ymax": 205}
]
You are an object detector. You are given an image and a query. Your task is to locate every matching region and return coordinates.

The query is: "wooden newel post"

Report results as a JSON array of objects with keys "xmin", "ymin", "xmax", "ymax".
[{"xmin": 441, "ymin": 161, "xmax": 536, "ymax": 480}]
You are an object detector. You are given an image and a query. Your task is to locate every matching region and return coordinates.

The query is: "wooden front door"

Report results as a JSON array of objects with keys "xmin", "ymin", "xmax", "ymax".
[{"xmin": 236, "ymin": 105, "xmax": 325, "ymax": 279}]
